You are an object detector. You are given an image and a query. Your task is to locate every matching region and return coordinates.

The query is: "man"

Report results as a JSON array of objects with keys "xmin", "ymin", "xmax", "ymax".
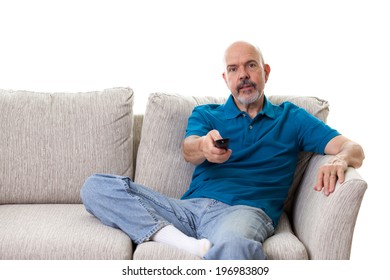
[{"xmin": 81, "ymin": 41, "xmax": 364, "ymax": 260}]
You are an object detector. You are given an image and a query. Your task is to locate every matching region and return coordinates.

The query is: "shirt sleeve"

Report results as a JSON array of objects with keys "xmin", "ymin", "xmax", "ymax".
[
  {"xmin": 185, "ymin": 106, "xmax": 213, "ymax": 138},
  {"xmin": 295, "ymin": 107, "xmax": 341, "ymax": 154}
]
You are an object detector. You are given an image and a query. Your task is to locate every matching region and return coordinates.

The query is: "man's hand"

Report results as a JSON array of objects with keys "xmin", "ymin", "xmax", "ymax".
[
  {"xmin": 315, "ymin": 135, "xmax": 364, "ymax": 196},
  {"xmin": 182, "ymin": 130, "xmax": 232, "ymax": 165},
  {"xmin": 201, "ymin": 130, "xmax": 232, "ymax": 164},
  {"xmin": 314, "ymin": 156, "xmax": 348, "ymax": 196}
]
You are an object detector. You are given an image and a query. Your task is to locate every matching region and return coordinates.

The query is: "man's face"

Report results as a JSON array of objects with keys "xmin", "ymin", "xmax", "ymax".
[{"xmin": 223, "ymin": 43, "xmax": 270, "ymax": 106}]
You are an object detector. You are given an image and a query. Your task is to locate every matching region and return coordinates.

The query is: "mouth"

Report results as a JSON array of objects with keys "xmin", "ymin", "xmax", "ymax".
[
  {"xmin": 240, "ymin": 85, "xmax": 254, "ymax": 91},
  {"xmin": 237, "ymin": 80, "xmax": 257, "ymax": 92}
]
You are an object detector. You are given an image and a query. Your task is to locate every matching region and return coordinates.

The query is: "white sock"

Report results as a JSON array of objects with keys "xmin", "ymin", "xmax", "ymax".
[{"xmin": 151, "ymin": 225, "xmax": 212, "ymax": 258}]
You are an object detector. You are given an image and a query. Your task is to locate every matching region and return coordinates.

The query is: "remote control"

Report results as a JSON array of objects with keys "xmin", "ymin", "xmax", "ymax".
[{"xmin": 214, "ymin": 138, "xmax": 230, "ymax": 150}]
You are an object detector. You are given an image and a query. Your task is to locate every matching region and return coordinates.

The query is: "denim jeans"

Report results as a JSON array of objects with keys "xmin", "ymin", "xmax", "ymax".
[{"xmin": 80, "ymin": 174, "xmax": 274, "ymax": 260}]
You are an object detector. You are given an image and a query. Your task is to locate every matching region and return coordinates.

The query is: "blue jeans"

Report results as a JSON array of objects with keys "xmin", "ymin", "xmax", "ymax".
[{"xmin": 80, "ymin": 174, "xmax": 274, "ymax": 260}]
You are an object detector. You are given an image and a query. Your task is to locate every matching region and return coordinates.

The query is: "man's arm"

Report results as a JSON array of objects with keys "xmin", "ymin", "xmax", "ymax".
[
  {"xmin": 314, "ymin": 135, "xmax": 365, "ymax": 196},
  {"xmin": 182, "ymin": 130, "xmax": 232, "ymax": 165}
]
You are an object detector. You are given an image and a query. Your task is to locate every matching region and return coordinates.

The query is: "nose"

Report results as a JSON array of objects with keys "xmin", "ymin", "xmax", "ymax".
[{"xmin": 238, "ymin": 66, "xmax": 249, "ymax": 80}]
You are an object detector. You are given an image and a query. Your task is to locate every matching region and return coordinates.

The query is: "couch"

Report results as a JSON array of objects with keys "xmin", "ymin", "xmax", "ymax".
[{"xmin": 0, "ymin": 87, "xmax": 367, "ymax": 260}]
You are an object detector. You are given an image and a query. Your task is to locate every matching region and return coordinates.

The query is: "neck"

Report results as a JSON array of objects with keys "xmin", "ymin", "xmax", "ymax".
[{"xmin": 235, "ymin": 95, "xmax": 264, "ymax": 119}]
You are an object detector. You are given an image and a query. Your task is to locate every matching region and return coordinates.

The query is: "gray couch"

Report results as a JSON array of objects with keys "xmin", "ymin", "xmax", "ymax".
[{"xmin": 0, "ymin": 87, "xmax": 367, "ymax": 260}]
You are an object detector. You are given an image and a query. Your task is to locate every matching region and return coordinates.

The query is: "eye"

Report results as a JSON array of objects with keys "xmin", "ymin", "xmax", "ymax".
[
  {"xmin": 227, "ymin": 66, "xmax": 237, "ymax": 73},
  {"xmin": 248, "ymin": 62, "xmax": 258, "ymax": 69}
]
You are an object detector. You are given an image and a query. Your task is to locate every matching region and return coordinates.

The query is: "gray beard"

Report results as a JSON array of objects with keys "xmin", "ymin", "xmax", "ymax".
[{"xmin": 236, "ymin": 91, "xmax": 262, "ymax": 105}]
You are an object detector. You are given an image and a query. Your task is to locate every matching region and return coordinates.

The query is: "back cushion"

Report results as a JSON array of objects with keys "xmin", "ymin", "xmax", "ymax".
[
  {"xmin": 135, "ymin": 93, "xmax": 330, "ymax": 205},
  {"xmin": 0, "ymin": 87, "xmax": 134, "ymax": 203}
]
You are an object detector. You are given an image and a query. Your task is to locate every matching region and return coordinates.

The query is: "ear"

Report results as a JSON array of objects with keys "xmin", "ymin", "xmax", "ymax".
[
  {"xmin": 222, "ymin": 72, "xmax": 229, "ymax": 87},
  {"xmin": 264, "ymin": 64, "xmax": 271, "ymax": 83}
]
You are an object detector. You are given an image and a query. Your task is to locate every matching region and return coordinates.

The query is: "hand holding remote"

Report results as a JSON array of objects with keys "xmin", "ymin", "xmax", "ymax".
[{"xmin": 201, "ymin": 130, "xmax": 232, "ymax": 164}]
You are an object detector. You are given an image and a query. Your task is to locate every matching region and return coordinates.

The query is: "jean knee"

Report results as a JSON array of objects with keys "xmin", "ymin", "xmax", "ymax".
[
  {"xmin": 81, "ymin": 173, "xmax": 131, "ymax": 210},
  {"xmin": 211, "ymin": 207, "xmax": 273, "ymax": 243},
  {"xmin": 80, "ymin": 174, "xmax": 104, "ymax": 212}
]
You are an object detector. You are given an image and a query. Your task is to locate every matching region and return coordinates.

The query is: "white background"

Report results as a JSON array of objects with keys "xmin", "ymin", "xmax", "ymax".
[{"xmin": 1, "ymin": 0, "xmax": 389, "ymax": 270}]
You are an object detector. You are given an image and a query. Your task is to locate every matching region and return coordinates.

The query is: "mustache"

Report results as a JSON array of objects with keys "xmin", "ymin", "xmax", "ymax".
[{"xmin": 236, "ymin": 79, "xmax": 257, "ymax": 92}]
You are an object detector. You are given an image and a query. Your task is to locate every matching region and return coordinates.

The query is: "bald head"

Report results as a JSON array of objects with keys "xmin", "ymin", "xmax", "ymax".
[{"xmin": 224, "ymin": 41, "xmax": 265, "ymax": 68}]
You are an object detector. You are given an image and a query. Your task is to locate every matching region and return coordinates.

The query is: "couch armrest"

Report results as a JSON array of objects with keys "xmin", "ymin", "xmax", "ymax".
[
  {"xmin": 264, "ymin": 212, "xmax": 308, "ymax": 259},
  {"xmin": 291, "ymin": 154, "xmax": 367, "ymax": 259}
]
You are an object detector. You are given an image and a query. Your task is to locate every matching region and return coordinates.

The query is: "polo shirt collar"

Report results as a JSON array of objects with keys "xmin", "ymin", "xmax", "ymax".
[{"xmin": 224, "ymin": 94, "xmax": 276, "ymax": 119}]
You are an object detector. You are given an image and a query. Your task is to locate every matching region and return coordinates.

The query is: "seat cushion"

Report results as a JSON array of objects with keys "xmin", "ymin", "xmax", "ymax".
[
  {"xmin": 134, "ymin": 242, "xmax": 201, "ymax": 260},
  {"xmin": 263, "ymin": 212, "xmax": 308, "ymax": 259},
  {"xmin": 0, "ymin": 87, "xmax": 134, "ymax": 204},
  {"xmin": 0, "ymin": 204, "xmax": 133, "ymax": 259}
]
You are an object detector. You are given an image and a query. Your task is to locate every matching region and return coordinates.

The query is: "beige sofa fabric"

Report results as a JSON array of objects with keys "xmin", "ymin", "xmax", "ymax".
[
  {"xmin": 0, "ymin": 88, "xmax": 135, "ymax": 259},
  {"xmin": 263, "ymin": 212, "xmax": 308, "ymax": 259},
  {"xmin": 0, "ymin": 87, "xmax": 134, "ymax": 204},
  {"xmin": 134, "ymin": 242, "xmax": 202, "ymax": 260},
  {"xmin": 292, "ymin": 154, "xmax": 367, "ymax": 259},
  {"xmin": 0, "ymin": 204, "xmax": 133, "ymax": 259}
]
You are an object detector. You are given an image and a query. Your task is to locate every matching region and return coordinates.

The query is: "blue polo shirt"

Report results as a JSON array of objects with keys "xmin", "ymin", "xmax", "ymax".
[{"xmin": 181, "ymin": 95, "xmax": 340, "ymax": 225}]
